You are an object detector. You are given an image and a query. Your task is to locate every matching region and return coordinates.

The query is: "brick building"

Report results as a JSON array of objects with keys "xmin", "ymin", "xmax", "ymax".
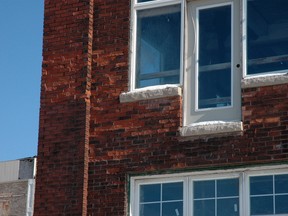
[
  {"xmin": 0, "ymin": 157, "xmax": 36, "ymax": 216},
  {"xmin": 34, "ymin": 0, "xmax": 288, "ymax": 215}
]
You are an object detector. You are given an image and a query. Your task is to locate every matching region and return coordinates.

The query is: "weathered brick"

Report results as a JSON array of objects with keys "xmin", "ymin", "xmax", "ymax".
[{"xmin": 35, "ymin": 0, "xmax": 288, "ymax": 215}]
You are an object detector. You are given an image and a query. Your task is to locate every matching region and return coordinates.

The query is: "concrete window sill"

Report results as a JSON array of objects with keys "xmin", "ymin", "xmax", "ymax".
[
  {"xmin": 242, "ymin": 73, "xmax": 288, "ymax": 88},
  {"xmin": 180, "ymin": 121, "xmax": 243, "ymax": 138},
  {"xmin": 119, "ymin": 85, "xmax": 182, "ymax": 103}
]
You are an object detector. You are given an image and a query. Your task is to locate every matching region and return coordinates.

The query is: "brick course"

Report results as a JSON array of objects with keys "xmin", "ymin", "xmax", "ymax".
[{"xmin": 35, "ymin": 0, "xmax": 288, "ymax": 215}]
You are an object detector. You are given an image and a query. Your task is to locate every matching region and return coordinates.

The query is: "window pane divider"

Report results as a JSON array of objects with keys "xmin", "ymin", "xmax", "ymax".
[
  {"xmin": 247, "ymin": 54, "xmax": 288, "ymax": 67},
  {"xmin": 199, "ymin": 62, "xmax": 231, "ymax": 73},
  {"xmin": 140, "ymin": 199, "xmax": 183, "ymax": 205},
  {"xmin": 139, "ymin": 69, "xmax": 179, "ymax": 80}
]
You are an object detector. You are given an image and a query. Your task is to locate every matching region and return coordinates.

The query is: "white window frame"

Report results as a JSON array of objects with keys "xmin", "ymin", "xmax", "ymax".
[
  {"xmin": 242, "ymin": 0, "xmax": 288, "ymax": 78},
  {"xmin": 183, "ymin": 0, "xmax": 242, "ymax": 130},
  {"xmin": 130, "ymin": 0, "xmax": 184, "ymax": 91},
  {"xmin": 194, "ymin": 2, "xmax": 234, "ymax": 112},
  {"xmin": 130, "ymin": 165, "xmax": 288, "ymax": 216}
]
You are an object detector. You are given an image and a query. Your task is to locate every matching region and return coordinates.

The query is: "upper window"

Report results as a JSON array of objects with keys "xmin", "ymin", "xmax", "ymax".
[
  {"xmin": 184, "ymin": 0, "xmax": 242, "ymax": 125},
  {"xmin": 245, "ymin": 0, "xmax": 288, "ymax": 75},
  {"xmin": 131, "ymin": 0, "xmax": 183, "ymax": 89},
  {"xmin": 130, "ymin": 166, "xmax": 288, "ymax": 216}
]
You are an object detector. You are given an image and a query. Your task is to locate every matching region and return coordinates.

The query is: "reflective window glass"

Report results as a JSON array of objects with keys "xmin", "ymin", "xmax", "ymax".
[
  {"xmin": 136, "ymin": 4, "xmax": 181, "ymax": 88},
  {"xmin": 250, "ymin": 175, "xmax": 273, "ymax": 195},
  {"xmin": 139, "ymin": 182, "xmax": 183, "ymax": 216},
  {"xmin": 198, "ymin": 5, "xmax": 232, "ymax": 109},
  {"xmin": 193, "ymin": 178, "xmax": 239, "ymax": 216},
  {"xmin": 247, "ymin": 0, "xmax": 288, "ymax": 75}
]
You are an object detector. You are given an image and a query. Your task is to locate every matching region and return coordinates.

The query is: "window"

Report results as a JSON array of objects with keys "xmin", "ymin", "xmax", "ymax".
[
  {"xmin": 139, "ymin": 182, "xmax": 184, "ymax": 215},
  {"xmin": 184, "ymin": 0, "xmax": 241, "ymax": 125},
  {"xmin": 130, "ymin": 0, "xmax": 288, "ymax": 128},
  {"xmin": 245, "ymin": 0, "xmax": 288, "ymax": 75},
  {"xmin": 131, "ymin": 0, "xmax": 183, "ymax": 89},
  {"xmin": 249, "ymin": 174, "xmax": 288, "ymax": 215},
  {"xmin": 193, "ymin": 178, "xmax": 239, "ymax": 216},
  {"xmin": 130, "ymin": 165, "xmax": 288, "ymax": 216}
]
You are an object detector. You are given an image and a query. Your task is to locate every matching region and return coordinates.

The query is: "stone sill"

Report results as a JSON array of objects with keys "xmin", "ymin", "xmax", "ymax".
[
  {"xmin": 180, "ymin": 121, "xmax": 243, "ymax": 138},
  {"xmin": 119, "ymin": 85, "xmax": 182, "ymax": 103},
  {"xmin": 242, "ymin": 73, "xmax": 288, "ymax": 88}
]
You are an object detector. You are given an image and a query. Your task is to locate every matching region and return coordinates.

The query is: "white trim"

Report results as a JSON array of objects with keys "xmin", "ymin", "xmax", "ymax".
[
  {"xmin": 130, "ymin": 0, "xmax": 137, "ymax": 91},
  {"xmin": 242, "ymin": 0, "xmax": 247, "ymax": 79},
  {"xmin": 130, "ymin": 0, "xmax": 183, "ymax": 91},
  {"xmin": 26, "ymin": 179, "xmax": 35, "ymax": 216}
]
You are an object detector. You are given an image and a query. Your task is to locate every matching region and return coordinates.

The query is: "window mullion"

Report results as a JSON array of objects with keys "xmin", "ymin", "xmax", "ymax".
[{"xmin": 273, "ymin": 175, "xmax": 276, "ymax": 215}]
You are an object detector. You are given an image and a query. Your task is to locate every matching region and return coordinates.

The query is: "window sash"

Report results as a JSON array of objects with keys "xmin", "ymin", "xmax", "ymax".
[
  {"xmin": 131, "ymin": 166, "xmax": 288, "ymax": 216},
  {"xmin": 184, "ymin": 0, "xmax": 241, "ymax": 125},
  {"xmin": 243, "ymin": 0, "xmax": 288, "ymax": 76},
  {"xmin": 131, "ymin": 0, "xmax": 184, "ymax": 90},
  {"xmin": 196, "ymin": 3, "xmax": 233, "ymax": 110}
]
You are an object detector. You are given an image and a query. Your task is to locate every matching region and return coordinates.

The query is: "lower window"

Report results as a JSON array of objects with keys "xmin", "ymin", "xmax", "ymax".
[{"xmin": 130, "ymin": 166, "xmax": 288, "ymax": 216}]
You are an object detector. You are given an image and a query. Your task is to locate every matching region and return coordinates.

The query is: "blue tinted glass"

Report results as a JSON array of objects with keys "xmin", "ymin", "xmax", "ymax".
[
  {"xmin": 275, "ymin": 174, "xmax": 288, "ymax": 194},
  {"xmin": 140, "ymin": 203, "xmax": 160, "ymax": 216},
  {"xmin": 194, "ymin": 200, "xmax": 215, "ymax": 216},
  {"xmin": 218, "ymin": 198, "xmax": 239, "ymax": 216},
  {"xmin": 198, "ymin": 5, "xmax": 231, "ymax": 109},
  {"xmin": 136, "ymin": 4, "xmax": 181, "ymax": 88},
  {"xmin": 250, "ymin": 176, "xmax": 273, "ymax": 195},
  {"xmin": 250, "ymin": 196, "xmax": 273, "ymax": 215},
  {"xmin": 247, "ymin": 0, "xmax": 288, "ymax": 75},
  {"xmin": 140, "ymin": 184, "xmax": 161, "ymax": 202},
  {"xmin": 162, "ymin": 182, "xmax": 183, "ymax": 201},
  {"xmin": 194, "ymin": 180, "xmax": 215, "ymax": 199},
  {"xmin": 162, "ymin": 201, "xmax": 183, "ymax": 216},
  {"xmin": 275, "ymin": 195, "xmax": 288, "ymax": 214},
  {"xmin": 217, "ymin": 179, "xmax": 239, "ymax": 197}
]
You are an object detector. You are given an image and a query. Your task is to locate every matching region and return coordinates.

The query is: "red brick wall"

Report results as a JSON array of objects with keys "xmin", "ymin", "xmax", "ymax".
[
  {"xmin": 35, "ymin": 0, "xmax": 288, "ymax": 215},
  {"xmin": 34, "ymin": 0, "xmax": 93, "ymax": 215},
  {"xmin": 87, "ymin": 1, "xmax": 288, "ymax": 216}
]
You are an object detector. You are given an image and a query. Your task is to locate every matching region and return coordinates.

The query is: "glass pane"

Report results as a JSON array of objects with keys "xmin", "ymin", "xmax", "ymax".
[
  {"xmin": 162, "ymin": 201, "xmax": 183, "ymax": 216},
  {"xmin": 247, "ymin": 0, "xmax": 288, "ymax": 75},
  {"xmin": 194, "ymin": 199, "xmax": 215, "ymax": 216},
  {"xmin": 140, "ymin": 184, "xmax": 161, "ymax": 202},
  {"xmin": 217, "ymin": 178, "xmax": 239, "ymax": 197},
  {"xmin": 275, "ymin": 174, "xmax": 288, "ymax": 194},
  {"xmin": 136, "ymin": 4, "xmax": 181, "ymax": 88},
  {"xmin": 198, "ymin": 5, "xmax": 231, "ymax": 109},
  {"xmin": 140, "ymin": 203, "xmax": 160, "ymax": 216},
  {"xmin": 162, "ymin": 182, "xmax": 183, "ymax": 201},
  {"xmin": 250, "ymin": 196, "xmax": 273, "ymax": 215},
  {"xmin": 218, "ymin": 198, "xmax": 239, "ymax": 216},
  {"xmin": 194, "ymin": 180, "xmax": 215, "ymax": 199},
  {"xmin": 250, "ymin": 176, "xmax": 273, "ymax": 195},
  {"xmin": 275, "ymin": 195, "xmax": 288, "ymax": 214}
]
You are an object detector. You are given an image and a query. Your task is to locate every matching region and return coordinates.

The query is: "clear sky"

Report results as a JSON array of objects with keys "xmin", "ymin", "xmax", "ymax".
[{"xmin": 0, "ymin": 1, "xmax": 44, "ymax": 161}]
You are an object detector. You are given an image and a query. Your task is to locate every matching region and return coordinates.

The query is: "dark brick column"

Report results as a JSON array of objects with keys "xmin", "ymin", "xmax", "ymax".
[{"xmin": 34, "ymin": 0, "xmax": 94, "ymax": 215}]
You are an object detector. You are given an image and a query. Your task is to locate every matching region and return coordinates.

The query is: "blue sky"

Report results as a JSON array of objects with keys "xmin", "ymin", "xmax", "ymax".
[{"xmin": 0, "ymin": 1, "xmax": 44, "ymax": 161}]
